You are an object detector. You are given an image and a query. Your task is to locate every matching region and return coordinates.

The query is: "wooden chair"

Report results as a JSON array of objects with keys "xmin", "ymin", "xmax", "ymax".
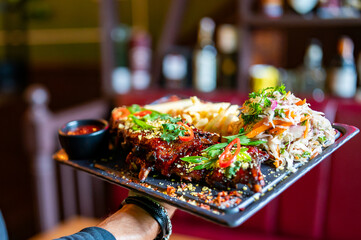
[{"xmin": 24, "ymin": 84, "xmax": 109, "ymax": 233}]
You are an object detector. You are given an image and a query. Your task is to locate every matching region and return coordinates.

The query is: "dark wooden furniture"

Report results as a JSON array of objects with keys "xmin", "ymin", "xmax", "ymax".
[{"xmin": 24, "ymin": 84, "xmax": 109, "ymax": 232}]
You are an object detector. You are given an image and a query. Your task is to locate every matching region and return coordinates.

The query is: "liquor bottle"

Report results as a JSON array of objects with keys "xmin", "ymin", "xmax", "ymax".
[
  {"xmin": 288, "ymin": 0, "xmax": 318, "ymax": 15},
  {"xmin": 111, "ymin": 25, "xmax": 131, "ymax": 94},
  {"xmin": 317, "ymin": 0, "xmax": 341, "ymax": 18},
  {"xmin": 328, "ymin": 36, "xmax": 357, "ymax": 98},
  {"xmin": 217, "ymin": 24, "xmax": 238, "ymax": 89},
  {"xmin": 299, "ymin": 39, "xmax": 326, "ymax": 102},
  {"xmin": 261, "ymin": 0, "xmax": 283, "ymax": 18},
  {"xmin": 162, "ymin": 47, "xmax": 190, "ymax": 89},
  {"xmin": 129, "ymin": 30, "xmax": 152, "ymax": 90},
  {"xmin": 193, "ymin": 17, "xmax": 217, "ymax": 92}
]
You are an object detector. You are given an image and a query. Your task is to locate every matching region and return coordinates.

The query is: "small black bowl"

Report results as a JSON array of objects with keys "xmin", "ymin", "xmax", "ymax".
[{"xmin": 58, "ymin": 119, "xmax": 109, "ymax": 159}]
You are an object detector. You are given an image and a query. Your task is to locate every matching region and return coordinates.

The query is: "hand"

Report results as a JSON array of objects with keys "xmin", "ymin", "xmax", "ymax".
[{"xmin": 97, "ymin": 191, "xmax": 176, "ymax": 240}]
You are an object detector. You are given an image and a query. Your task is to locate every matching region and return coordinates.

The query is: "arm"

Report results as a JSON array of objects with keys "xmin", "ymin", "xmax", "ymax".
[
  {"xmin": 97, "ymin": 201, "xmax": 176, "ymax": 240},
  {"xmin": 57, "ymin": 200, "xmax": 176, "ymax": 240}
]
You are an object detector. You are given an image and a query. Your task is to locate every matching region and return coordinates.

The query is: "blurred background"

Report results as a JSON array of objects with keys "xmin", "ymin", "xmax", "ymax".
[{"xmin": 1, "ymin": 0, "xmax": 361, "ymax": 239}]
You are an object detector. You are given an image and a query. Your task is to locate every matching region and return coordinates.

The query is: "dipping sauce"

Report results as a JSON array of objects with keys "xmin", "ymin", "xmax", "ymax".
[{"xmin": 67, "ymin": 125, "xmax": 102, "ymax": 135}]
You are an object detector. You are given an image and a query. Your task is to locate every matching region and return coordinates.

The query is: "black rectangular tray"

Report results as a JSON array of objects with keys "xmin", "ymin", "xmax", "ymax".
[{"xmin": 54, "ymin": 123, "xmax": 358, "ymax": 227}]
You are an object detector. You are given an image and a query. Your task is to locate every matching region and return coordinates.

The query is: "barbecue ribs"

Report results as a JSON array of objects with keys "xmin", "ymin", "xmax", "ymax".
[{"xmin": 110, "ymin": 106, "xmax": 269, "ymax": 192}]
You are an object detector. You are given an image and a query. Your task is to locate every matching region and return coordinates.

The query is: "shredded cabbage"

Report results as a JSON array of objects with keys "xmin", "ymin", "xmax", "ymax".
[{"xmin": 233, "ymin": 86, "xmax": 335, "ymax": 170}]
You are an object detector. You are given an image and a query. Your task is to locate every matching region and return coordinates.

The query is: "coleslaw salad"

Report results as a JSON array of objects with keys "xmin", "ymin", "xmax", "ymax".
[{"xmin": 233, "ymin": 85, "xmax": 336, "ymax": 170}]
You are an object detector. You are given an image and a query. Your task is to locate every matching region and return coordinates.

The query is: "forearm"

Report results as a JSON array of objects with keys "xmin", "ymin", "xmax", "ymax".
[{"xmin": 97, "ymin": 203, "xmax": 176, "ymax": 240}]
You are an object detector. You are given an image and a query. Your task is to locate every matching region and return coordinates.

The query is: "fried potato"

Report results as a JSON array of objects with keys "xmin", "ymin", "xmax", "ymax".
[{"xmin": 145, "ymin": 96, "xmax": 241, "ymax": 136}]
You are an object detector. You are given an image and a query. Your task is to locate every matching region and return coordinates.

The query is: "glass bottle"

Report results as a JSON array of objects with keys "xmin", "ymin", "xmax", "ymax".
[
  {"xmin": 261, "ymin": 0, "xmax": 283, "ymax": 18},
  {"xmin": 300, "ymin": 39, "xmax": 326, "ymax": 102},
  {"xmin": 193, "ymin": 17, "xmax": 217, "ymax": 92},
  {"xmin": 162, "ymin": 51, "xmax": 188, "ymax": 89},
  {"xmin": 111, "ymin": 25, "xmax": 131, "ymax": 94},
  {"xmin": 328, "ymin": 36, "xmax": 357, "ymax": 98},
  {"xmin": 129, "ymin": 30, "xmax": 152, "ymax": 90},
  {"xmin": 217, "ymin": 24, "xmax": 238, "ymax": 89}
]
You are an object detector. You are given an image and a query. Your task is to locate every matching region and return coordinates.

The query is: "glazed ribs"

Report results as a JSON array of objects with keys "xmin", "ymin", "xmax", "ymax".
[
  {"xmin": 112, "ymin": 118, "xmax": 269, "ymax": 192},
  {"xmin": 115, "ymin": 124, "xmax": 218, "ymax": 181}
]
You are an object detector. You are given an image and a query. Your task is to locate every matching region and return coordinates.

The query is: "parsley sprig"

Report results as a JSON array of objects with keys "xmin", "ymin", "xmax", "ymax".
[
  {"xmin": 241, "ymin": 85, "xmax": 287, "ymax": 125},
  {"xmin": 161, "ymin": 122, "xmax": 187, "ymax": 142}
]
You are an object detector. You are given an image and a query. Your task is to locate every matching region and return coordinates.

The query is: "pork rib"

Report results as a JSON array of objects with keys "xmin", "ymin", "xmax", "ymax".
[{"xmin": 112, "ymin": 119, "xmax": 269, "ymax": 192}]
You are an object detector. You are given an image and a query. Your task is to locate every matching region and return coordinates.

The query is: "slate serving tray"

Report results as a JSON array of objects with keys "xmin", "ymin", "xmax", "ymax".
[{"xmin": 54, "ymin": 123, "xmax": 358, "ymax": 227}]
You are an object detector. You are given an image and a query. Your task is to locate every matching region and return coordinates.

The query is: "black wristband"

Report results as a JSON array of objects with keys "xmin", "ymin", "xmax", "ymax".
[{"xmin": 122, "ymin": 196, "xmax": 172, "ymax": 240}]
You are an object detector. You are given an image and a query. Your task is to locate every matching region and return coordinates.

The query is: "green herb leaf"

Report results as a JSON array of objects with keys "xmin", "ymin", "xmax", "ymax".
[
  {"xmin": 318, "ymin": 136, "xmax": 327, "ymax": 143},
  {"xmin": 276, "ymin": 84, "xmax": 287, "ymax": 95},
  {"xmin": 202, "ymin": 142, "xmax": 228, "ymax": 153},
  {"xmin": 242, "ymin": 85, "xmax": 287, "ymax": 124},
  {"xmin": 275, "ymin": 108, "xmax": 285, "ymax": 118},
  {"xmin": 280, "ymin": 148, "xmax": 286, "ymax": 155},
  {"xmin": 160, "ymin": 123, "xmax": 186, "ymax": 142},
  {"xmin": 207, "ymin": 149, "xmax": 224, "ymax": 158},
  {"xmin": 142, "ymin": 111, "xmax": 159, "ymax": 121},
  {"xmin": 127, "ymin": 104, "xmax": 142, "ymax": 114},
  {"xmin": 193, "ymin": 164, "xmax": 206, "ymax": 170},
  {"xmin": 222, "ymin": 135, "xmax": 267, "ymax": 146},
  {"xmin": 131, "ymin": 116, "xmax": 154, "ymax": 130},
  {"xmin": 180, "ymin": 156, "xmax": 207, "ymax": 164},
  {"xmin": 160, "ymin": 114, "xmax": 182, "ymax": 123},
  {"xmin": 225, "ymin": 161, "xmax": 242, "ymax": 178},
  {"xmin": 301, "ymin": 151, "xmax": 311, "ymax": 158},
  {"xmin": 193, "ymin": 159, "xmax": 217, "ymax": 170},
  {"xmin": 237, "ymin": 147, "xmax": 252, "ymax": 162},
  {"xmin": 249, "ymin": 92, "xmax": 257, "ymax": 99},
  {"xmin": 264, "ymin": 98, "xmax": 272, "ymax": 108}
]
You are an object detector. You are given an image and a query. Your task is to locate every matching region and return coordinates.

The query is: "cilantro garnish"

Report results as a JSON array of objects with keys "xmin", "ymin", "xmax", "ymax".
[
  {"xmin": 125, "ymin": 104, "xmax": 188, "ymax": 142},
  {"xmin": 225, "ymin": 161, "xmax": 242, "ymax": 178},
  {"xmin": 248, "ymin": 85, "xmax": 286, "ymax": 99},
  {"xmin": 161, "ymin": 122, "xmax": 187, "ymax": 142},
  {"xmin": 180, "ymin": 130, "xmax": 266, "ymax": 178},
  {"xmin": 224, "ymin": 147, "xmax": 251, "ymax": 178},
  {"xmin": 241, "ymin": 85, "xmax": 287, "ymax": 125},
  {"xmin": 160, "ymin": 114, "xmax": 182, "ymax": 123}
]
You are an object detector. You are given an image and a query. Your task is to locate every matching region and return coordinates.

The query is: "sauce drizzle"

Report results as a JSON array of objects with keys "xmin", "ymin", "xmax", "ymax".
[{"xmin": 67, "ymin": 125, "xmax": 101, "ymax": 135}]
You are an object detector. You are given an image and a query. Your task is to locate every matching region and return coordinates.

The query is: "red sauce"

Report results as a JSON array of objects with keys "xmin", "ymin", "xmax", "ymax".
[{"xmin": 67, "ymin": 125, "xmax": 101, "ymax": 135}]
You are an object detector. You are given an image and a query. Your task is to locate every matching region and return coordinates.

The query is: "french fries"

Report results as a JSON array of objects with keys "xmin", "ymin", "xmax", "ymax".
[{"xmin": 145, "ymin": 97, "xmax": 240, "ymax": 137}]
